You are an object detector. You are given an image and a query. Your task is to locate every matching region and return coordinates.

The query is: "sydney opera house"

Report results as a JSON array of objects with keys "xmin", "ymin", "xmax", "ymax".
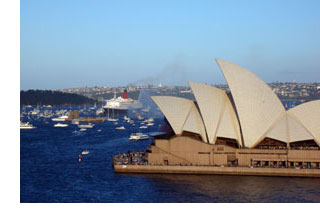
[{"xmin": 114, "ymin": 59, "xmax": 320, "ymax": 177}]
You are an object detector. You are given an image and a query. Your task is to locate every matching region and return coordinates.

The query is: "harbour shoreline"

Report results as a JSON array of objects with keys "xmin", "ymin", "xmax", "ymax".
[{"xmin": 113, "ymin": 164, "xmax": 320, "ymax": 177}]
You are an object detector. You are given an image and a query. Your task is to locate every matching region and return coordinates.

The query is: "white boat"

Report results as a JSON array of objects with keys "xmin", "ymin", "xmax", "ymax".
[
  {"xmin": 31, "ymin": 109, "xmax": 40, "ymax": 115},
  {"xmin": 103, "ymin": 90, "xmax": 142, "ymax": 115},
  {"xmin": 124, "ymin": 115, "xmax": 130, "ymax": 121},
  {"xmin": 116, "ymin": 126, "xmax": 125, "ymax": 130},
  {"xmin": 20, "ymin": 121, "xmax": 35, "ymax": 129},
  {"xmin": 90, "ymin": 103, "xmax": 97, "ymax": 110},
  {"xmin": 146, "ymin": 123, "xmax": 154, "ymax": 126},
  {"xmin": 71, "ymin": 119, "xmax": 80, "ymax": 125},
  {"xmin": 78, "ymin": 123, "xmax": 94, "ymax": 129},
  {"xmin": 139, "ymin": 126, "xmax": 148, "ymax": 129},
  {"xmin": 129, "ymin": 133, "xmax": 149, "ymax": 140},
  {"xmin": 96, "ymin": 108, "xmax": 104, "ymax": 115},
  {"xmin": 82, "ymin": 150, "xmax": 89, "ymax": 155},
  {"xmin": 52, "ymin": 115, "xmax": 68, "ymax": 121},
  {"xmin": 79, "ymin": 128, "xmax": 87, "ymax": 132},
  {"xmin": 146, "ymin": 118, "xmax": 154, "ymax": 122},
  {"xmin": 54, "ymin": 123, "xmax": 68, "ymax": 127},
  {"xmin": 107, "ymin": 118, "xmax": 118, "ymax": 122}
]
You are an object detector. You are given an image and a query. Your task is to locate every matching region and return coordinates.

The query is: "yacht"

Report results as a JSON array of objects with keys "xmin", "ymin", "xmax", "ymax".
[
  {"xmin": 71, "ymin": 119, "xmax": 80, "ymax": 125},
  {"xmin": 52, "ymin": 115, "xmax": 68, "ymax": 121},
  {"xmin": 129, "ymin": 133, "xmax": 149, "ymax": 140},
  {"xmin": 124, "ymin": 115, "xmax": 130, "ymax": 121},
  {"xmin": 31, "ymin": 109, "xmax": 40, "ymax": 115},
  {"xmin": 137, "ymin": 115, "xmax": 144, "ymax": 120},
  {"xmin": 96, "ymin": 108, "xmax": 104, "ymax": 116},
  {"xmin": 54, "ymin": 123, "xmax": 68, "ymax": 127},
  {"xmin": 107, "ymin": 118, "xmax": 118, "ymax": 122},
  {"xmin": 20, "ymin": 121, "xmax": 36, "ymax": 129},
  {"xmin": 146, "ymin": 118, "xmax": 154, "ymax": 122},
  {"xmin": 78, "ymin": 123, "xmax": 94, "ymax": 129}
]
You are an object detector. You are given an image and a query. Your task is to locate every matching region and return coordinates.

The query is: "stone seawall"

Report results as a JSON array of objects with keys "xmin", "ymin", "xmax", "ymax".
[{"xmin": 114, "ymin": 165, "xmax": 320, "ymax": 177}]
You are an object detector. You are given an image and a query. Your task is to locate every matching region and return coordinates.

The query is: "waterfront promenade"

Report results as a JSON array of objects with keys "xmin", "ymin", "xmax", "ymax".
[{"xmin": 114, "ymin": 164, "xmax": 320, "ymax": 177}]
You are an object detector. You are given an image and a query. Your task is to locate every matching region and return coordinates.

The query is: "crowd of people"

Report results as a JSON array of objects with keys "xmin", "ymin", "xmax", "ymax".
[{"xmin": 113, "ymin": 151, "xmax": 147, "ymax": 165}]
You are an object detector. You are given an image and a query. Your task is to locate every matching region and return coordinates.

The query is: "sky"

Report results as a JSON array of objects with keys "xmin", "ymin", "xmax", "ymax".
[{"xmin": 20, "ymin": 0, "xmax": 320, "ymax": 90}]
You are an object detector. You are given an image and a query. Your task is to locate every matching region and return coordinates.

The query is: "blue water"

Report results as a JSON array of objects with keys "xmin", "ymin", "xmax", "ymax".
[{"xmin": 21, "ymin": 108, "xmax": 320, "ymax": 203}]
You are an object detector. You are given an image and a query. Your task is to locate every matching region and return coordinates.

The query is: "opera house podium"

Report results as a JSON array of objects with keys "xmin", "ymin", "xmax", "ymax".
[{"xmin": 113, "ymin": 59, "xmax": 320, "ymax": 177}]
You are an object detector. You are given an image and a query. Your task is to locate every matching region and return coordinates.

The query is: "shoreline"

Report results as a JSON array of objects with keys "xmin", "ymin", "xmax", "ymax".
[{"xmin": 113, "ymin": 164, "xmax": 320, "ymax": 177}]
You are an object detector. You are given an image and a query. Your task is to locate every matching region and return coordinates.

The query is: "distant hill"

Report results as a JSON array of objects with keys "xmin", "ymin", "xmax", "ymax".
[{"xmin": 20, "ymin": 90, "xmax": 97, "ymax": 106}]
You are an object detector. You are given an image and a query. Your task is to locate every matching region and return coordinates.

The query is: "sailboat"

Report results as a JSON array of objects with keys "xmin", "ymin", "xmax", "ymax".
[{"xmin": 107, "ymin": 105, "xmax": 118, "ymax": 122}]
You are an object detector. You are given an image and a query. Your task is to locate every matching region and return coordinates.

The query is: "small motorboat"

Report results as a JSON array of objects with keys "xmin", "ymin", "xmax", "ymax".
[
  {"xmin": 116, "ymin": 126, "xmax": 125, "ymax": 130},
  {"xmin": 54, "ymin": 123, "xmax": 68, "ymax": 127},
  {"xmin": 139, "ymin": 126, "xmax": 148, "ymax": 129},
  {"xmin": 20, "ymin": 121, "xmax": 36, "ymax": 129},
  {"xmin": 78, "ymin": 123, "xmax": 94, "ymax": 129},
  {"xmin": 129, "ymin": 133, "xmax": 149, "ymax": 140},
  {"xmin": 71, "ymin": 119, "xmax": 80, "ymax": 125},
  {"xmin": 107, "ymin": 118, "xmax": 118, "ymax": 122},
  {"xmin": 124, "ymin": 115, "xmax": 130, "ymax": 121},
  {"xmin": 52, "ymin": 115, "xmax": 68, "ymax": 121},
  {"xmin": 81, "ymin": 150, "xmax": 89, "ymax": 155},
  {"xmin": 79, "ymin": 128, "xmax": 87, "ymax": 132}
]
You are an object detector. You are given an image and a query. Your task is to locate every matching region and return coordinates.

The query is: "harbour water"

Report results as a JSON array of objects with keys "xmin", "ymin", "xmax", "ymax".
[{"xmin": 20, "ymin": 106, "xmax": 320, "ymax": 203}]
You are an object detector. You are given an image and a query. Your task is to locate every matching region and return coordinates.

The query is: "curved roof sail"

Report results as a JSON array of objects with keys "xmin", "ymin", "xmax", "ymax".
[
  {"xmin": 189, "ymin": 81, "xmax": 242, "ymax": 146},
  {"xmin": 264, "ymin": 112, "xmax": 314, "ymax": 144},
  {"xmin": 265, "ymin": 113, "xmax": 289, "ymax": 143},
  {"xmin": 288, "ymin": 100, "xmax": 320, "ymax": 145},
  {"xmin": 216, "ymin": 58, "xmax": 286, "ymax": 148},
  {"xmin": 151, "ymin": 96, "xmax": 207, "ymax": 142}
]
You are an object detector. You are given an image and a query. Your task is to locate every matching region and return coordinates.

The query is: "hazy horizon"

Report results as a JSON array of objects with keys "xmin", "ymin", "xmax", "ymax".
[{"xmin": 21, "ymin": 0, "xmax": 320, "ymax": 90}]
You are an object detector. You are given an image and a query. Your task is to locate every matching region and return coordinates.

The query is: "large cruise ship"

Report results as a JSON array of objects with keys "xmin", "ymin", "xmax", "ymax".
[{"xmin": 103, "ymin": 89, "xmax": 142, "ymax": 116}]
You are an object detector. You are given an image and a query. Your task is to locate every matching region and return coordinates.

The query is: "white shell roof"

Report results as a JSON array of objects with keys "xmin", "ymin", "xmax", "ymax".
[
  {"xmin": 265, "ymin": 113, "xmax": 314, "ymax": 144},
  {"xmin": 216, "ymin": 58, "xmax": 286, "ymax": 148},
  {"xmin": 151, "ymin": 96, "xmax": 207, "ymax": 142},
  {"xmin": 288, "ymin": 100, "xmax": 320, "ymax": 145},
  {"xmin": 189, "ymin": 81, "xmax": 242, "ymax": 146}
]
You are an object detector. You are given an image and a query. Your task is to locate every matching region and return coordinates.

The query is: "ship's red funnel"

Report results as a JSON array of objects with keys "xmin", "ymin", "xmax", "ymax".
[{"xmin": 122, "ymin": 89, "xmax": 128, "ymax": 99}]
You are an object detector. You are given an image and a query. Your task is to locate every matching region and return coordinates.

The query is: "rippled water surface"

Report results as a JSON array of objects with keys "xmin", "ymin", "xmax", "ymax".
[{"xmin": 21, "ymin": 109, "xmax": 320, "ymax": 203}]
